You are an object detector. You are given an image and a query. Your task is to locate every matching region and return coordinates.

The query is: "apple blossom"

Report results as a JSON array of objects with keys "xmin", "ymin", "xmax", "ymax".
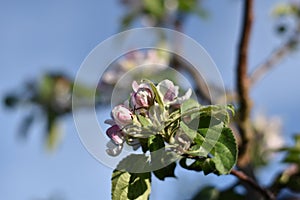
[
  {"xmin": 157, "ymin": 79, "xmax": 192, "ymax": 105},
  {"xmin": 106, "ymin": 125, "xmax": 125, "ymax": 145},
  {"xmin": 112, "ymin": 105, "xmax": 133, "ymax": 128},
  {"xmin": 106, "ymin": 140, "xmax": 123, "ymax": 157},
  {"xmin": 130, "ymin": 81, "xmax": 154, "ymax": 109}
]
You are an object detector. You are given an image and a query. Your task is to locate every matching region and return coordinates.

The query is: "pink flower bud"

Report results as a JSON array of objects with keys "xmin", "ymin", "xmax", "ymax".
[
  {"xmin": 157, "ymin": 79, "xmax": 192, "ymax": 105},
  {"xmin": 157, "ymin": 80, "xmax": 179, "ymax": 103},
  {"xmin": 132, "ymin": 87, "xmax": 154, "ymax": 109},
  {"xmin": 106, "ymin": 125, "xmax": 125, "ymax": 145},
  {"xmin": 130, "ymin": 81, "xmax": 154, "ymax": 109},
  {"xmin": 112, "ymin": 105, "xmax": 133, "ymax": 128}
]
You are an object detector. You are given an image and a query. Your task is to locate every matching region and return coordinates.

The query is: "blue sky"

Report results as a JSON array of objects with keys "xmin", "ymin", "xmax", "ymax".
[{"xmin": 1, "ymin": 0, "xmax": 300, "ymax": 200}]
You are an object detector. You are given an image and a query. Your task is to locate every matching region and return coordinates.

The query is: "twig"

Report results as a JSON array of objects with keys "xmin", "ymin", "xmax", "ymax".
[
  {"xmin": 250, "ymin": 38, "xmax": 295, "ymax": 86},
  {"xmin": 171, "ymin": 55, "xmax": 212, "ymax": 104},
  {"xmin": 235, "ymin": 0, "xmax": 254, "ymax": 165},
  {"xmin": 250, "ymin": 16, "xmax": 300, "ymax": 86},
  {"xmin": 231, "ymin": 169, "xmax": 276, "ymax": 200},
  {"xmin": 172, "ymin": 18, "xmax": 212, "ymax": 104},
  {"xmin": 269, "ymin": 164, "xmax": 299, "ymax": 195}
]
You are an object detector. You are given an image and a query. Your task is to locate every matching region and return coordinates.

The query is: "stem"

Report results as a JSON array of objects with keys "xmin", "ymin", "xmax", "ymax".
[
  {"xmin": 250, "ymin": 16, "xmax": 300, "ymax": 86},
  {"xmin": 250, "ymin": 38, "xmax": 295, "ymax": 86},
  {"xmin": 236, "ymin": 0, "xmax": 254, "ymax": 166},
  {"xmin": 231, "ymin": 169, "xmax": 276, "ymax": 200},
  {"xmin": 269, "ymin": 164, "xmax": 299, "ymax": 195},
  {"xmin": 172, "ymin": 55, "xmax": 212, "ymax": 104}
]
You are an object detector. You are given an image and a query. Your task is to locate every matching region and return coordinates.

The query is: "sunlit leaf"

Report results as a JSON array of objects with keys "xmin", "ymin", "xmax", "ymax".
[
  {"xmin": 148, "ymin": 134, "xmax": 177, "ymax": 180},
  {"xmin": 112, "ymin": 170, "xmax": 151, "ymax": 200},
  {"xmin": 143, "ymin": 0, "xmax": 164, "ymax": 18},
  {"xmin": 137, "ymin": 114, "xmax": 152, "ymax": 127},
  {"xmin": 179, "ymin": 157, "xmax": 216, "ymax": 175},
  {"xmin": 210, "ymin": 127, "xmax": 237, "ymax": 174},
  {"xmin": 46, "ymin": 121, "xmax": 63, "ymax": 150}
]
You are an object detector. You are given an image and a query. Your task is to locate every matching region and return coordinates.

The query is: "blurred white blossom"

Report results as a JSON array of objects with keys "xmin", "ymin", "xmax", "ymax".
[
  {"xmin": 101, "ymin": 49, "xmax": 169, "ymax": 86},
  {"xmin": 253, "ymin": 112, "xmax": 284, "ymax": 151}
]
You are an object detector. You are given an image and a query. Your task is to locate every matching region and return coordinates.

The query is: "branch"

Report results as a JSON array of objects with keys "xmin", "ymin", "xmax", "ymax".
[
  {"xmin": 231, "ymin": 169, "xmax": 276, "ymax": 200},
  {"xmin": 250, "ymin": 38, "xmax": 295, "ymax": 86},
  {"xmin": 171, "ymin": 55, "xmax": 212, "ymax": 104},
  {"xmin": 171, "ymin": 18, "xmax": 212, "ymax": 104},
  {"xmin": 235, "ymin": 0, "xmax": 254, "ymax": 166},
  {"xmin": 269, "ymin": 164, "xmax": 299, "ymax": 195}
]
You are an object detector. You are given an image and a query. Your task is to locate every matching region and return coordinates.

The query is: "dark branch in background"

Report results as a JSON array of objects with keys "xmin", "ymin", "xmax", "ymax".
[
  {"xmin": 269, "ymin": 164, "xmax": 299, "ymax": 196},
  {"xmin": 171, "ymin": 55, "xmax": 212, "ymax": 104},
  {"xmin": 236, "ymin": 0, "xmax": 254, "ymax": 166},
  {"xmin": 172, "ymin": 18, "xmax": 212, "ymax": 104},
  {"xmin": 250, "ymin": 37, "xmax": 296, "ymax": 86},
  {"xmin": 231, "ymin": 169, "xmax": 276, "ymax": 200}
]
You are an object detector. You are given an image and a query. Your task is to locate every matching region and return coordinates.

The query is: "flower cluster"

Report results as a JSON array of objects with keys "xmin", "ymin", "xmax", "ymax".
[{"xmin": 105, "ymin": 79, "xmax": 192, "ymax": 156}]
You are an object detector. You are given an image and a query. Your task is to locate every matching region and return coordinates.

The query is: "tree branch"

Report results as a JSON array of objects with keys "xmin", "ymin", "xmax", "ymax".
[
  {"xmin": 250, "ymin": 38, "xmax": 296, "ymax": 86},
  {"xmin": 269, "ymin": 164, "xmax": 299, "ymax": 196},
  {"xmin": 250, "ymin": 13, "xmax": 300, "ymax": 86},
  {"xmin": 236, "ymin": 0, "xmax": 254, "ymax": 166},
  {"xmin": 231, "ymin": 169, "xmax": 276, "ymax": 200},
  {"xmin": 172, "ymin": 18, "xmax": 212, "ymax": 104},
  {"xmin": 171, "ymin": 55, "xmax": 212, "ymax": 104}
]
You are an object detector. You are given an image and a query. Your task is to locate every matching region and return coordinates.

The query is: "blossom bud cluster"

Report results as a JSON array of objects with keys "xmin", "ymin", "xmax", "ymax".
[{"xmin": 105, "ymin": 79, "xmax": 192, "ymax": 156}]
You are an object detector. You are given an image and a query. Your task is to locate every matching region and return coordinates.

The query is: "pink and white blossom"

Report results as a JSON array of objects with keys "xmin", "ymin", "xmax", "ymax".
[
  {"xmin": 157, "ymin": 79, "xmax": 192, "ymax": 105},
  {"xmin": 157, "ymin": 79, "xmax": 179, "ymax": 103},
  {"xmin": 130, "ymin": 81, "xmax": 154, "ymax": 109},
  {"xmin": 112, "ymin": 105, "xmax": 133, "ymax": 128},
  {"xmin": 105, "ymin": 79, "xmax": 194, "ymax": 157},
  {"xmin": 106, "ymin": 140, "xmax": 123, "ymax": 157},
  {"xmin": 106, "ymin": 125, "xmax": 125, "ymax": 145}
]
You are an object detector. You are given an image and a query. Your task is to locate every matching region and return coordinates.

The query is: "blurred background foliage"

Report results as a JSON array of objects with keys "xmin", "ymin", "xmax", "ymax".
[{"xmin": 2, "ymin": 0, "xmax": 300, "ymax": 199}]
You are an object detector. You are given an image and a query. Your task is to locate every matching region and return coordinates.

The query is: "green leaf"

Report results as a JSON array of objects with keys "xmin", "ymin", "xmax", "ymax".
[
  {"xmin": 283, "ymin": 149, "xmax": 300, "ymax": 164},
  {"xmin": 153, "ymin": 162, "xmax": 176, "ymax": 180},
  {"xmin": 112, "ymin": 154, "xmax": 152, "ymax": 199},
  {"xmin": 285, "ymin": 173, "xmax": 300, "ymax": 192},
  {"xmin": 191, "ymin": 186, "xmax": 220, "ymax": 200},
  {"xmin": 180, "ymin": 99, "xmax": 200, "ymax": 124},
  {"xmin": 180, "ymin": 121, "xmax": 199, "ymax": 141},
  {"xmin": 178, "ymin": 0, "xmax": 198, "ymax": 12},
  {"xmin": 148, "ymin": 134, "xmax": 164, "ymax": 152},
  {"xmin": 137, "ymin": 114, "xmax": 152, "ymax": 127},
  {"xmin": 116, "ymin": 154, "xmax": 151, "ymax": 173},
  {"xmin": 281, "ymin": 134, "xmax": 300, "ymax": 166},
  {"xmin": 143, "ymin": 0, "xmax": 164, "ymax": 18},
  {"xmin": 120, "ymin": 12, "xmax": 138, "ymax": 29},
  {"xmin": 148, "ymin": 135, "xmax": 177, "ymax": 180},
  {"xmin": 227, "ymin": 104, "xmax": 235, "ymax": 116},
  {"xmin": 46, "ymin": 120, "xmax": 62, "ymax": 151},
  {"xmin": 112, "ymin": 170, "xmax": 151, "ymax": 200},
  {"xmin": 191, "ymin": 185, "xmax": 245, "ymax": 200},
  {"xmin": 38, "ymin": 75, "xmax": 54, "ymax": 102},
  {"xmin": 181, "ymin": 98, "xmax": 200, "ymax": 113},
  {"xmin": 182, "ymin": 124, "xmax": 237, "ymax": 174},
  {"xmin": 179, "ymin": 102, "xmax": 237, "ymax": 174},
  {"xmin": 186, "ymin": 120, "xmax": 223, "ymax": 157},
  {"xmin": 179, "ymin": 157, "xmax": 216, "ymax": 175},
  {"xmin": 199, "ymin": 105, "xmax": 232, "ymax": 125},
  {"xmin": 210, "ymin": 128, "xmax": 238, "ymax": 174}
]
